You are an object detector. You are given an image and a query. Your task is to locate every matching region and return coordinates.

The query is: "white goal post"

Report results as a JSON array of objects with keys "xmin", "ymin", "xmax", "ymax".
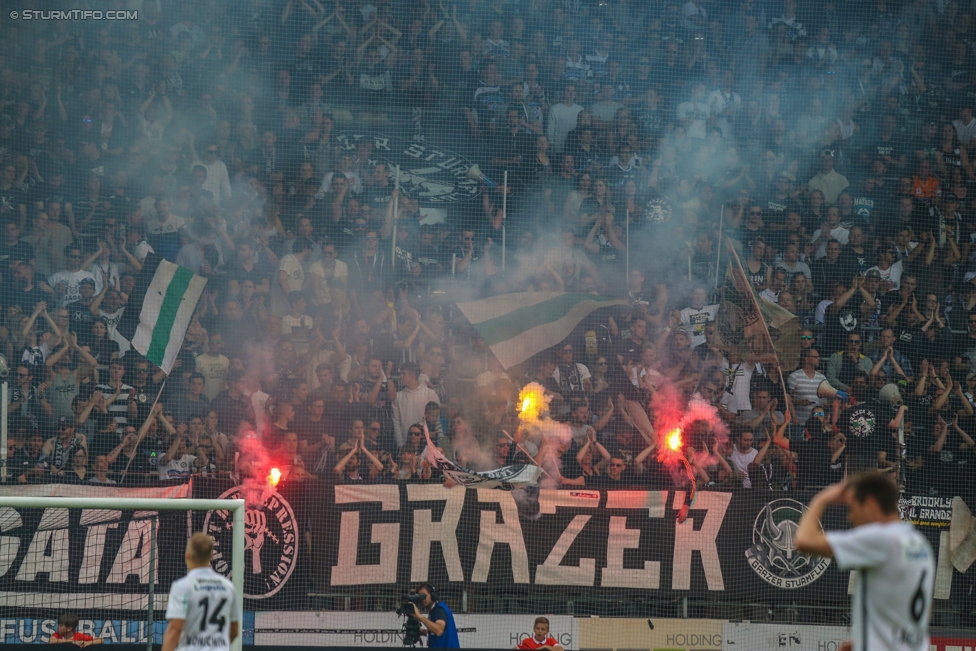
[{"xmin": 0, "ymin": 496, "xmax": 246, "ymax": 651}]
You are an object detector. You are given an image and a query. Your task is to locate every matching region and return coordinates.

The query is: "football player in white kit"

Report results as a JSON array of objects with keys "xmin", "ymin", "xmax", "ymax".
[
  {"xmin": 796, "ymin": 472, "xmax": 935, "ymax": 651},
  {"xmin": 162, "ymin": 533, "xmax": 241, "ymax": 651}
]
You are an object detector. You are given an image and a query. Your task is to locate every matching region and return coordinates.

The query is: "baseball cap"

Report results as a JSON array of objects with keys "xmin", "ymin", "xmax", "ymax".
[
  {"xmin": 777, "ymin": 171, "xmax": 796, "ymax": 182},
  {"xmin": 864, "ymin": 269, "xmax": 882, "ymax": 279},
  {"xmin": 59, "ymin": 415, "xmax": 76, "ymax": 429}
]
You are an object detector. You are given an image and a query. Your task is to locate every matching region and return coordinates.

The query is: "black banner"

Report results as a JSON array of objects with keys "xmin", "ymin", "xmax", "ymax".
[
  {"xmin": 0, "ymin": 484, "xmax": 190, "ymax": 612},
  {"xmin": 190, "ymin": 479, "xmax": 975, "ymax": 606},
  {"xmin": 5, "ymin": 481, "xmax": 971, "ymax": 613}
]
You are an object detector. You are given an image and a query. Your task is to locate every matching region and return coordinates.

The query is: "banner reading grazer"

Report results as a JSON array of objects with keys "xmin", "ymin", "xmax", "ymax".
[{"xmin": 10, "ymin": 480, "xmax": 968, "ymax": 613}]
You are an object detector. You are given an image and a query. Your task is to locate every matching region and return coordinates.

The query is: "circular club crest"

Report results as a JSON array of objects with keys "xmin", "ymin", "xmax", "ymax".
[
  {"xmin": 643, "ymin": 198, "xmax": 673, "ymax": 225},
  {"xmin": 335, "ymin": 133, "xmax": 480, "ymax": 206},
  {"xmin": 745, "ymin": 499, "xmax": 830, "ymax": 589},
  {"xmin": 204, "ymin": 486, "xmax": 299, "ymax": 600},
  {"xmin": 847, "ymin": 407, "xmax": 876, "ymax": 438}
]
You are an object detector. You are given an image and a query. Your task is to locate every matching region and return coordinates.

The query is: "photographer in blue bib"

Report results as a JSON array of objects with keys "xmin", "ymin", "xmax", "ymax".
[{"xmin": 402, "ymin": 583, "xmax": 459, "ymax": 648}]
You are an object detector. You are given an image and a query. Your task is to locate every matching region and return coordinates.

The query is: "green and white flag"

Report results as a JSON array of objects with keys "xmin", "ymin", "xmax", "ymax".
[
  {"xmin": 130, "ymin": 260, "xmax": 208, "ymax": 375},
  {"xmin": 456, "ymin": 292, "xmax": 626, "ymax": 369}
]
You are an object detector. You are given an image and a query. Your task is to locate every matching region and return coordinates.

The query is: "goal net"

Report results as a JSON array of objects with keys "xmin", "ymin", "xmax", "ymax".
[{"xmin": 0, "ymin": 491, "xmax": 244, "ymax": 648}]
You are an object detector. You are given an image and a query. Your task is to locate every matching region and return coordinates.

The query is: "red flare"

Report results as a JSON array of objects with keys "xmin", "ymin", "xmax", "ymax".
[{"xmin": 268, "ymin": 467, "xmax": 282, "ymax": 487}]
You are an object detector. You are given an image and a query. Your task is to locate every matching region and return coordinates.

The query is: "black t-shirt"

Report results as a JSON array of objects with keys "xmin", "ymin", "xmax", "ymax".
[
  {"xmin": 0, "ymin": 239, "xmax": 34, "ymax": 266},
  {"xmin": 838, "ymin": 399, "xmax": 889, "ymax": 458},
  {"xmin": 793, "ymin": 436, "xmax": 833, "ymax": 489},
  {"xmin": 65, "ymin": 300, "xmax": 95, "ymax": 344},
  {"xmin": 823, "ymin": 295, "xmax": 864, "ymax": 353},
  {"xmin": 953, "ymin": 332, "xmax": 976, "ymax": 367},
  {"xmin": 4, "ymin": 284, "xmax": 47, "ymax": 314},
  {"xmin": 880, "ymin": 293, "xmax": 917, "ymax": 354}
]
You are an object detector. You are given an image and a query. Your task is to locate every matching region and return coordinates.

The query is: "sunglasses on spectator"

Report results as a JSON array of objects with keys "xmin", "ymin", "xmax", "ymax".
[
  {"xmin": 409, "ymin": 431, "xmax": 422, "ymax": 436},
  {"xmin": 800, "ymin": 335, "xmax": 813, "ymax": 340},
  {"xmin": 812, "ymin": 411, "xmax": 825, "ymax": 418}
]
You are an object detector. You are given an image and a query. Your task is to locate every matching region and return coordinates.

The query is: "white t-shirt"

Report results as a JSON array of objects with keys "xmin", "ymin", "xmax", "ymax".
[
  {"xmin": 811, "ymin": 225, "xmax": 851, "ymax": 259},
  {"xmin": 868, "ymin": 260, "xmax": 903, "ymax": 292},
  {"xmin": 826, "ymin": 521, "xmax": 934, "ymax": 651},
  {"xmin": 48, "ymin": 269, "xmax": 100, "ymax": 306},
  {"xmin": 146, "ymin": 214, "xmax": 186, "ymax": 235},
  {"xmin": 278, "ymin": 254, "xmax": 305, "ymax": 292},
  {"xmin": 680, "ymin": 304, "xmax": 719, "ymax": 347},
  {"xmin": 718, "ymin": 359, "xmax": 756, "ymax": 412},
  {"xmin": 730, "ymin": 447, "xmax": 758, "ymax": 488},
  {"xmin": 281, "ymin": 314, "xmax": 313, "ymax": 336},
  {"xmin": 953, "ymin": 117, "xmax": 976, "ymax": 144},
  {"xmin": 195, "ymin": 353, "xmax": 230, "ymax": 401},
  {"xmin": 165, "ymin": 567, "xmax": 241, "ymax": 651},
  {"xmin": 158, "ymin": 454, "xmax": 196, "ymax": 480},
  {"xmin": 676, "ymin": 100, "xmax": 711, "ymax": 138}
]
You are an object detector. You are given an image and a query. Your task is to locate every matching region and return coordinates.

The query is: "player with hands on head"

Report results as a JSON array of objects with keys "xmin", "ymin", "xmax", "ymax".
[{"xmin": 795, "ymin": 471, "xmax": 935, "ymax": 651}]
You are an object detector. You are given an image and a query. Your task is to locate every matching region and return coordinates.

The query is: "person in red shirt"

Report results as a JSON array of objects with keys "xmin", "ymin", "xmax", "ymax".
[
  {"xmin": 516, "ymin": 617, "xmax": 563, "ymax": 651},
  {"xmin": 49, "ymin": 614, "xmax": 103, "ymax": 646}
]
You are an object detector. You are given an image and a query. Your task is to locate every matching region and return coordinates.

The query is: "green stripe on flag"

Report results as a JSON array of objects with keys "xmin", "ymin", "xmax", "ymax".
[
  {"xmin": 475, "ymin": 293, "xmax": 619, "ymax": 346},
  {"xmin": 145, "ymin": 265, "xmax": 194, "ymax": 365}
]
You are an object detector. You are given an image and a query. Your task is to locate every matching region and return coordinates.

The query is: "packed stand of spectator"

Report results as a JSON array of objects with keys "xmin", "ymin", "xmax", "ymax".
[{"xmin": 1, "ymin": 0, "xmax": 975, "ymax": 498}]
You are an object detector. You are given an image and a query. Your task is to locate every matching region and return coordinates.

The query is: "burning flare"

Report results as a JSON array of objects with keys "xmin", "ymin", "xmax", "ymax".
[
  {"xmin": 268, "ymin": 467, "xmax": 282, "ymax": 487},
  {"xmin": 518, "ymin": 382, "xmax": 548, "ymax": 423},
  {"xmin": 667, "ymin": 429, "xmax": 683, "ymax": 451}
]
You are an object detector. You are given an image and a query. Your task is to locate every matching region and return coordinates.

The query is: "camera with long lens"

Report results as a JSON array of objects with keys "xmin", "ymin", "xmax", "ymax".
[{"xmin": 396, "ymin": 593, "xmax": 426, "ymax": 646}]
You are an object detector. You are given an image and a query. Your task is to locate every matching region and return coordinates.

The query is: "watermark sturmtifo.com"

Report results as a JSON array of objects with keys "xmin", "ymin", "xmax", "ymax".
[{"xmin": 8, "ymin": 10, "xmax": 138, "ymax": 20}]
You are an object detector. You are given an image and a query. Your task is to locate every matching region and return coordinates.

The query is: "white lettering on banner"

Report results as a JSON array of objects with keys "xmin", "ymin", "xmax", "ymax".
[
  {"xmin": 604, "ymin": 516, "xmax": 660, "ymax": 588},
  {"xmin": 472, "ymin": 491, "xmax": 530, "ymax": 583},
  {"xmin": 331, "ymin": 485, "xmax": 400, "ymax": 585},
  {"xmin": 406, "ymin": 484, "xmax": 465, "ymax": 582},
  {"xmin": 80, "ymin": 522, "xmax": 117, "ymax": 584},
  {"xmin": 15, "ymin": 528, "xmax": 69, "ymax": 582},
  {"xmin": 535, "ymin": 490, "xmax": 600, "ymax": 586},
  {"xmin": 0, "ymin": 508, "xmax": 24, "ymax": 575},
  {"xmin": 673, "ymin": 491, "xmax": 730, "ymax": 590},
  {"xmin": 107, "ymin": 518, "xmax": 154, "ymax": 584},
  {"xmin": 603, "ymin": 491, "xmax": 668, "ymax": 588}
]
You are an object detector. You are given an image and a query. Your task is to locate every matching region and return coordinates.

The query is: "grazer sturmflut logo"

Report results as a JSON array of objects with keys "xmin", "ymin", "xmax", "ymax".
[
  {"xmin": 745, "ymin": 499, "xmax": 830, "ymax": 589},
  {"xmin": 204, "ymin": 486, "xmax": 299, "ymax": 599}
]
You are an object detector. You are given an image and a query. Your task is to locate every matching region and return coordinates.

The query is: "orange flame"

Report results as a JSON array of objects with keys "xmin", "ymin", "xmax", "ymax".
[
  {"xmin": 268, "ymin": 467, "xmax": 282, "ymax": 487},
  {"xmin": 518, "ymin": 383, "xmax": 547, "ymax": 422},
  {"xmin": 667, "ymin": 429, "xmax": 683, "ymax": 451}
]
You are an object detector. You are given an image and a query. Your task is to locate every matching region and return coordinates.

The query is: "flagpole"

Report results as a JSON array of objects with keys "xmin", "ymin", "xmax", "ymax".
[
  {"xmin": 119, "ymin": 375, "xmax": 169, "ymax": 483},
  {"xmin": 724, "ymin": 237, "xmax": 791, "ymax": 412},
  {"xmin": 715, "ymin": 204, "xmax": 723, "ymax": 289},
  {"xmin": 392, "ymin": 164, "xmax": 400, "ymax": 273},
  {"xmin": 625, "ymin": 209, "xmax": 630, "ymax": 279},
  {"xmin": 502, "ymin": 170, "xmax": 507, "ymax": 271},
  {"xmin": 501, "ymin": 429, "xmax": 557, "ymax": 484}
]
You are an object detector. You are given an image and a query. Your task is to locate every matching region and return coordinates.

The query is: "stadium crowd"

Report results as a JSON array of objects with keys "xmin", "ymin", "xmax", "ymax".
[{"xmin": 1, "ymin": 0, "xmax": 976, "ymax": 499}]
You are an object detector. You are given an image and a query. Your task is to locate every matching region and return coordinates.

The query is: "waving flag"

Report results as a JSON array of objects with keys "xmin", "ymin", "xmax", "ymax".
[
  {"xmin": 456, "ymin": 292, "xmax": 626, "ymax": 369},
  {"xmin": 715, "ymin": 240, "xmax": 800, "ymax": 372},
  {"xmin": 128, "ymin": 258, "xmax": 208, "ymax": 375},
  {"xmin": 422, "ymin": 422, "xmax": 541, "ymax": 489}
]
